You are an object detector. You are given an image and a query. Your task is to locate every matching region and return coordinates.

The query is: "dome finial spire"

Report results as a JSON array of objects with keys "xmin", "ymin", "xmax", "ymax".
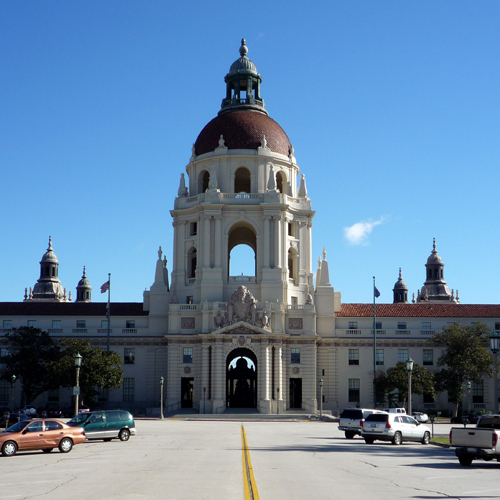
[
  {"xmin": 433, "ymin": 237, "xmax": 436, "ymax": 251},
  {"xmin": 239, "ymin": 38, "xmax": 248, "ymax": 57}
]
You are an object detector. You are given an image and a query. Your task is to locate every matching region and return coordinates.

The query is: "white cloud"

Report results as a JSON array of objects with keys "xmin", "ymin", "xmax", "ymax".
[{"xmin": 344, "ymin": 217, "xmax": 386, "ymax": 245}]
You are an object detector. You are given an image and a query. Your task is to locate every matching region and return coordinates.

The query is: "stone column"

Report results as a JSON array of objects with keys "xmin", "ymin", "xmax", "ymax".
[
  {"xmin": 212, "ymin": 341, "xmax": 224, "ymax": 412},
  {"xmin": 203, "ymin": 215, "xmax": 211, "ymax": 268},
  {"xmin": 275, "ymin": 344, "xmax": 283, "ymax": 413},
  {"xmin": 274, "ymin": 215, "xmax": 282, "ymax": 269},
  {"xmin": 214, "ymin": 217, "xmax": 222, "ymax": 267},
  {"xmin": 263, "ymin": 216, "xmax": 270, "ymax": 268},
  {"xmin": 259, "ymin": 342, "xmax": 271, "ymax": 413},
  {"xmin": 167, "ymin": 343, "xmax": 180, "ymax": 409}
]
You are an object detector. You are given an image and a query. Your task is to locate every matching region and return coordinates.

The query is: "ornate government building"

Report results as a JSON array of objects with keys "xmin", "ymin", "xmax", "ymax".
[{"xmin": 1, "ymin": 41, "xmax": 499, "ymax": 415}]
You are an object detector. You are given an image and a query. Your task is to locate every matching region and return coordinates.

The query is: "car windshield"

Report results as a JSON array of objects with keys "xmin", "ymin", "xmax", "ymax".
[
  {"xmin": 4, "ymin": 420, "xmax": 30, "ymax": 433},
  {"xmin": 365, "ymin": 414, "xmax": 388, "ymax": 422},
  {"xmin": 340, "ymin": 409, "xmax": 362, "ymax": 419},
  {"xmin": 68, "ymin": 413, "xmax": 92, "ymax": 425}
]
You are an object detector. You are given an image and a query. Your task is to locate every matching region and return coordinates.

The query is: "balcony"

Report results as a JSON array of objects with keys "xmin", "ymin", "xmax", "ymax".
[
  {"xmin": 72, "ymin": 329, "xmax": 87, "ymax": 334},
  {"xmin": 396, "ymin": 330, "xmax": 411, "ymax": 335},
  {"xmin": 420, "ymin": 330, "xmax": 435, "ymax": 336},
  {"xmin": 371, "ymin": 330, "xmax": 387, "ymax": 335},
  {"xmin": 229, "ymin": 275, "xmax": 256, "ymax": 283},
  {"xmin": 346, "ymin": 329, "xmax": 362, "ymax": 335}
]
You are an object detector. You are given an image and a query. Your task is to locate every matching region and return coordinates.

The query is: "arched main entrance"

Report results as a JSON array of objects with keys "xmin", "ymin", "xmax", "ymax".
[{"xmin": 226, "ymin": 348, "xmax": 257, "ymax": 409}]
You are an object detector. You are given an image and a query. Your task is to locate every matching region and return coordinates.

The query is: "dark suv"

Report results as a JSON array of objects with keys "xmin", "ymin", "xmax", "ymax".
[{"xmin": 339, "ymin": 408, "xmax": 382, "ymax": 439}]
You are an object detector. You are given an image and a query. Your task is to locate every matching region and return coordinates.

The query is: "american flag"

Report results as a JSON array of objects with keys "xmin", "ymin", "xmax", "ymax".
[{"xmin": 101, "ymin": 281, "xmax": 110, "ymax": 294}]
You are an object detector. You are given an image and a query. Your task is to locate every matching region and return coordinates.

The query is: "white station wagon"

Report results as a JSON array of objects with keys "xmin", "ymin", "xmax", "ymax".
[{"xmin": 361, "ymin": 411, "xmax": 431, "ymax": 445}]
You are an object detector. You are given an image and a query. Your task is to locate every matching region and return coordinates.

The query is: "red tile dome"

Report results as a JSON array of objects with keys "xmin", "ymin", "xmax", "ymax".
[{"xmin": 194, "ymin": 110, "xmax": 291, "ymax": 157}]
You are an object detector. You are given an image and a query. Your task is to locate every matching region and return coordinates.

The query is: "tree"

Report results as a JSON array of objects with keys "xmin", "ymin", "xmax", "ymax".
[
  {"xmin": 433, "ymin": 322, "xmax": 493, "ymax": 417},
  {"xmin": 46, "ymin": 338, "xmax": 123, "ymax": 405},
  {"xmin": 0, "ymin": 327, "xmax": 61, "ymax": 403},
  {"xmin": 375, "ymin": 363, "xmax": 435, "ymax": 407}
]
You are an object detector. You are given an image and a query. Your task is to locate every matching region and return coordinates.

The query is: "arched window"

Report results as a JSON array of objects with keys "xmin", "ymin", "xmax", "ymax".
[
  {"xmin": 288, "ymin": 248, "xmax": 298, "ymax": 282},
  {"xmin": 234, "ymin": 167, "xmax": 251, "ymax": 193},
  {"xmin": 276, "ymin": 171, "xmax": 286, "ymax": 194},
  {"xmin": 198, "ymin": 170, "xmax": 210, "ymax": 194},
  {"xmin": 228, "ymin": 224, "xmax": 256, "ymax": 279},
  {"xmin": 187, "ymin": 247, "xmax": 197, "ymax": 280}
]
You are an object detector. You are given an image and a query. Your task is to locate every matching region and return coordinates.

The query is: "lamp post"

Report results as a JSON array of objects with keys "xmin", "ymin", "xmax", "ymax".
[
  {"xmin": 160, "ymin": 377, "xmax": 164, "ymax": 419},
  {"xmin": 319, "ymin": 379, "xmax": 324, "ymax": 419},
  {"xmin": 74, "ymin": 353, "xmax": 82, "ymax": 417},
  {"xmin": 490, "ymin": 332, "xmax": 499, "ymax": 414},
  {"xmin": 406, "ymin": 358, "xmax": 414, "ymax": 416},
  {"xmin": 10, "ymin": 375, "xmax": 16, "ymax": 411},
  {"xmin": 203, "ymin": 387, "xmax": 206, "ymax": 414}
]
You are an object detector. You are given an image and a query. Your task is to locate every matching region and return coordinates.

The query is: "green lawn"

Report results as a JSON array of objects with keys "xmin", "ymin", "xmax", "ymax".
[{"xmin": 431, "ymin": 437, "xmax": 450, "ymax": 445}]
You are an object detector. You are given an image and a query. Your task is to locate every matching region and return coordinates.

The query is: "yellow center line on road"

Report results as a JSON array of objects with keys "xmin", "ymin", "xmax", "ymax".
[{"xmin": 241, "ymin": 425, "xmax": 260, "ymax": 500}]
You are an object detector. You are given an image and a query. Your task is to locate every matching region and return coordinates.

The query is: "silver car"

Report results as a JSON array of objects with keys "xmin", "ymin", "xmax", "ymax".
[{"xmin": 361, "ymin": 411, "xmax": 431, "ymax": 445}]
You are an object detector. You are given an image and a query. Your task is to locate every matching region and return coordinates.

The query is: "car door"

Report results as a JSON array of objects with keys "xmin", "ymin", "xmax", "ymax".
[
  {"xmin": 43, "ymin": 420, "xmax": 64, "ymax": 447},
  {"xmin": 83, "ymin": 412, "xmax": 105, "ymax": 439},
  {"xmin": 403, "ymin": 415, "xmax": 421, "ymax": 441},
  {"xmin": 18, "ymin": 421, "xmax": 44, "ymax": 451}
]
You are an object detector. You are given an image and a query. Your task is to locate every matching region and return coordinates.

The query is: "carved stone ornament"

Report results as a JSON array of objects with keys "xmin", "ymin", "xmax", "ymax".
[
  {"xmin": 227, "ymin": 285, "xmax": 258, "ymax": 324},
  {"xmin": 289, "ymin": 318, "xmax": 303, "ymax": 330},
  {"xmin": 181, "ymin": 317, "xmax": 195, "ymax": 329},
  {"xmin": 184, "ymin": 366, "xmax": 192, "ymax": 374},
  {"xmin": 292, "ymin": 367, "xmax": 300, "ymax": 375},
  {"xmin": 238, "ymin": 336, "xmax": 246, "ymax": 347}
]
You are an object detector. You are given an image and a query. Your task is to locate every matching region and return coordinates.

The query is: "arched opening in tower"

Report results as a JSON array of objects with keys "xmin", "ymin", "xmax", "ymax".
[
  {"xmin": 198, "ymin": 170, "xmax": 210, "ymax": 194},
  {"xmin": 228, "ymin": 224, "xmax": 256, "ymax": 280},
  {"xmin": 276, "ymin": 171, "xmax": 286, "ymax": 194},
  {"xmin": 234, "ymin": 167, "xmax": 251, "ymax": 193}
]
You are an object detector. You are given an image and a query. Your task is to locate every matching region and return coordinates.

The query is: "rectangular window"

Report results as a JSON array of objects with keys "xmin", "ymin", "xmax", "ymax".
[
  {"xmin": 291, "ymin": 296, "xmax": 298, "ymax": 306},
  {"xmin": 101, "ymin": 320, "xmax": 108, "ymax": 329},
  {"xmin": 375, "ymin": 321, "xmax": 382, "ymax": 330},
  {"xmin": 348, "ymin": 321, "xmax": 358, "ymax": 330},
  {"xmin": 472, "ymin": 380, "xmax": 484, "ymax": 404},
  {"xmin": 183, "ymin": 347, "xmax": 193, "ymax": 364},
  {"xmin": 126, "ymin": 320, "xmax": 135, "ymax": 329},
  {"xmin": 0, "ymin": 379, "xmax": 9, "ymax": 402},
  {"xmin": 422, "ymin": 321, "xmax": 431, "ymax": 329},
  {"xmin": 123, "ymin": 378, "xmax": 135, "ymax": 402},
  {"xmin": 47, "ymin": 389, "xmax": 59, "ymax": 402},
  {"xmin": 0, "ymin": 348, "xmax": 10, "ymax": 363},
  {"xmin": 27, "ymin": 320, "xmax": 37, "ymax": 328},
  {"xmin": 52, "ymin": 320, "xmax": 62, "ymax": 329},
  {"xmin": 423, "ymin": 349, "xmax": 434, "ymax": 366},
  {"xmin": 190, "ymin": 222, "xmax": 197, "ymax": 236},
  {"xmin": 348, "ymin": 379, "xmax": 360, "ymax": 403},
  {"xmin": 186, "ymin": 296, "xmax": 193, "ymax": 304},
  {"xmin": 291, "ymin": 348, "xmax": 300, "ymax": 364},
  {"xmin": 288, "ymin": 223, "xmax": 295, "ymax": 237},
  {"xmin": 397, "ymin": 322, "xmax": 407, "ymax": 330},
  {"xmin": 398, "ymin": 349, "xmax": 409, "ymax": 363},
  {"xmin": 495, "ymin": 322, "xmax": 500, "ymax": 331},
  {"xmin": 124, "ymin": 348, "xmax": 135, "ymax": 365},
  {"xmin": 376, "ymin": 349, "xmax": 384, "ymax": 365},
  {"xmin": 76, "ymin": 320, "xmax": 86, "ymax": 328},
  {"xmin": 423, "ymin": 393, "xmax": 434, "ymax": 403},
  {"xmin": 3, "ymin": 320, "xmax": 12, "ymax": 329},
  {"xmin": 348, "ymin": 349, "xmax": 359, "ymax": 365}
]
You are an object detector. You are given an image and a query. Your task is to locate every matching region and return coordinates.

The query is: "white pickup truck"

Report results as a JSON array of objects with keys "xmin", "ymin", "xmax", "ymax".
[{"xmin": 450, "ymin": 414, "xmax": 500, "ymax": 466}]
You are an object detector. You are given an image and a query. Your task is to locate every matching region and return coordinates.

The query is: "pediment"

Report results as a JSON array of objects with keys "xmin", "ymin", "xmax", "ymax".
[{"xmin": 214, "ymin": 321, "xmax": 270, "ymax": 336}]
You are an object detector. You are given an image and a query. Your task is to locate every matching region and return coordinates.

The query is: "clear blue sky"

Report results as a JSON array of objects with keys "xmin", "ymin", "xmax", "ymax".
[{"xmin": 2, "ymin": 1, "xmax": 499, "ymax": 305}]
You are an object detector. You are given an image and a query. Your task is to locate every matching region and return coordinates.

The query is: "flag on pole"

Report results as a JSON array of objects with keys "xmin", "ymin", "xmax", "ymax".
[
  {"xmin": 101, "ymin": 281, "xmax": 110, "ymax": 294},
  {"xmin": 374, "ymin": 286, "xmax": 380, "ymax": 298}
]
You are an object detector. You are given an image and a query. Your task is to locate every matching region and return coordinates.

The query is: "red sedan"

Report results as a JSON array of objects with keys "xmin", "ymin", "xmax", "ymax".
[{"xmin": 0, "ymin": 419, "xmax": 86, "ymax": 456}]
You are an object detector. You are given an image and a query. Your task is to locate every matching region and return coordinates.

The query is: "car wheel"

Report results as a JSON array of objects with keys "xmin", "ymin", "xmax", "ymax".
[
  {"xmin": 42, "ymin": 448, "xmax": 53, "ymax": 453},
  {"xmin": 421, "ymin": 431, "xmax": 430, "ymax": 445},
  {"xmin": 459, "ymin": 456, "xmax": 473, "ymax": 466},
  {"xmin": 345, "ymin": 431, "xmax": 355, "ymax": 439},
  {"xmin": 58, "ymin": 438, "xmax": 73, "ymax": 453},
  {"xmin": 364, "ymin": 437, "xmax": 374, "ymax": 444},
  {"xmin": 392, "ymin": 432, "xmax": 402, "ymax": 445},
  {"xmin": 119, "ymin": 429, "xmax": 131, "ymax": 442},
  {"xmin": 2, "ymin": 441, "xmax": 17, "ymax": 457}
]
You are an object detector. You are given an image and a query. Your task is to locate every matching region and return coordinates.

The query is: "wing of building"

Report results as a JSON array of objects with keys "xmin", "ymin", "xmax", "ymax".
[{"xmin": 1, "ymin": 41, "xmax": 499, "ymax": 416}]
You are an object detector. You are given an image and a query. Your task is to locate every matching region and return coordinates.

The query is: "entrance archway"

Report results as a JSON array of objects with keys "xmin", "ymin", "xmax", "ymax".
[{"xmin": 226, "ymin": 348, "xmax": 257, "ymax": 408}]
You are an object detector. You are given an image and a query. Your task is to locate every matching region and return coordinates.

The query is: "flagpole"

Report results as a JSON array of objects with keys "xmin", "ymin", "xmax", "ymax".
[
  {"xmin": 373, "ymin": 276, "xmax": 377, "ymax": 408},
  {"xmin": 106, "ymin": 273, "xmax": 111, "ymax": 352}
]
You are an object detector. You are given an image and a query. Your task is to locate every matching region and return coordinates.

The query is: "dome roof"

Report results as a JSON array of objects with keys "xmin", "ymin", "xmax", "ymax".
[
  {"xmin": 77, "ymin": 267, "xmax": 91, "ymax": 288},
  {"xmin": 227, "ymin": 39, "xmax": 258, "ymax": 77},
  {"xmin": 393, "ymin": 268, "xmax": 408, "ymax": 290},
  {"xmin": 426, "ymin": 238, "xmax": 444, "ymax": 265},
  {"xmin": 194, "ymin": 110, "xmax": 291, "ymax": 157},
  {"xmin": 40, "ymin": 237, "xmax": 59, "ymax": 264}
]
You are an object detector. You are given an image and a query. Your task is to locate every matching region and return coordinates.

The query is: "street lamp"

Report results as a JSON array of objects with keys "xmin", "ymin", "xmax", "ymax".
[
  {"xmin": 406, "ymin": 358, "xmax": 414, "ymax": 415},
  {"xmin": 490, "ymin": 332, "xmax": 499, "ymax": 414},
  {"xmin": 10, "ymin": 375, "xmax": 16, "ymax": 411},
  {"xmin": 160, "ymin": 377, "xmax": 164, "ymax": 419},
  {"xmin": 74, "ymin": 353, "xmax": 82, "ymax": 417},
  {"xmin": 319, "ymin": 379, "xmax": 324, "ymax": 419}
]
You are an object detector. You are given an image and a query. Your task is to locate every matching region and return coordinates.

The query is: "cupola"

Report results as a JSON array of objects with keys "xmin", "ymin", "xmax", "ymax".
[
  {"xmin": 393, "ymin": 268, "xmax": 408, "ymax": 303},
  {"xmin": 75, "ymin": 266, "xmax": 92, "ymax": 303}
]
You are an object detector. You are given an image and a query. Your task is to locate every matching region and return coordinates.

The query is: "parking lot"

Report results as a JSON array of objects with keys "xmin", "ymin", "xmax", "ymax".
[{"xmin": 0, "ymin": 418, "xmax": 499, "ymax": 499}]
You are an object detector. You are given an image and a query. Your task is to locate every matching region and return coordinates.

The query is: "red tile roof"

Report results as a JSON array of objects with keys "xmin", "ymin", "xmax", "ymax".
[
  {"xmin": 338, "ymin": 303, "xmax": 500, "ymax": 318},
  {"xmin": 0, "ymin": 302, "xmax": 148, "ymax": 317}
]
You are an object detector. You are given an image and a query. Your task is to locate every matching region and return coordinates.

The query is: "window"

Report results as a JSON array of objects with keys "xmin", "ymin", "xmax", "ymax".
[
  {"xmin": 0, "ymin": 379, "xmax": 9, "ymax": 401},
  {"xmin": 288, "ymin": 222, "xmax": 295, "ymax": 237},
  {"xmin": 291, "ymin": 348, "xmax": 300, "ymax": 364},
  {"xmin": 124, "ymin": 348, "xmax": 135, "ymax": 365},
  {"xmin": 472, "ymin": 380, "xmax": 484, "ymax": 404},
  {"xmin": 27, "ymin": 320, "xmax": 37, "ymax": 328},
  {"xmin": 397, "ymin": 322, "xmax": 407, "ymax": 330},
  {"xmin": 348, "ymin": 322, "xmax": 358, "ymax": 330},
  {"xmin": 52, "ymin": 320, "xmax": 61, "ymax": 329},
  {"xmin": 423, "ymin": 393, "xmax": 434, "ymax": 403},
  {"xmin": 422, "ymin": 321, "xmax": 431, "ymax": 330},
  {"xmin": 495, "ymin": 322, "xmax": 500, "ymax": 331},
  {"xmin": 123, "ymin": 378, "xmax": 135, "ymax": 402},
  {"xmin": 76, "ymin": 320, "xmax": 86, "ymax": 328},
  {"xmin": 348, "ymin": 379, "xmax": 360, "ymax": 403},
  {"xmin": 291, "ymin": 296, "xmax": 298, "ymax": 306},
  {"xmin": 101, "ymin": 320, "xmax": 109, "ymax": 329},
  {"xmin": 48, "ymin": 389, "xmax": 59, "ymax": 402},
  {"xmin": 0, "ymin": 348, "xmax": 10, "ymax": 363},
  {"xmin": 398, "ymin": 349, "xmax": 409, "ymax": 363},
  {"xmin": 423, "ymin": 349, "xmax": 433, "ymax": 366},
  {"xmin": 348, "ymin": 349, "xmax": 359, "ymax": 365},
  {"xmin": 126, "ymin": 320, "xmax": 135, "ymax": 329},
  {"xmin": 183, "ymin": 347, "xmax": 193, "ymax": 364},
  {"xmin": 3, "ymin": 320, "xmax": 12, "ymax": 329},
  {"xmin": 186, "ymin": 296, "xmax": 193, "ymax": 304},
  {"xmin": 375, "ymin": 321, "xmax": 382, "ymax": 330},
  {"xmin": 190, "ymin": 222, "xmax": 198, "ymax": 236},
  {"xmin": 376, "ymin": 349, "xmax": 384, "ymax": 365}
]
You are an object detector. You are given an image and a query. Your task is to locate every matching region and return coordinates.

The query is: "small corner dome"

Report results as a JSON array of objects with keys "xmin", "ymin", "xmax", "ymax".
[
  {"xmin": 427, "ymin": 240, "xmax": 444, "ymax": 265},
  {"xmin": 40, "ymin": 237, "xmax": 59, "ymax": 263},
  {"xmin": 393, "ymin": 268, "xmax": 408, "ymax": 290},
  {"xmin": 227, "ymin": 39, "xmax": 258, "ymax": 77}
]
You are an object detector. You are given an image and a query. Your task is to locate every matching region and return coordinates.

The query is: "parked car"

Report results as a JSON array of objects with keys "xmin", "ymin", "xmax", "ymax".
[
  {"xmin": 451, "ymin": 413, "xmax": 479, "ymax": 425},
  {"xmin": 412, "ymin": 411, "xmax": 429, "ymax": 423},
  {"xmin": 361, "ymin": 411, "xmax": 431, "ymax": 445},
  {"xmin": 0, "ymin": 419, "xmax": 86, "ymax": 456},
  {"xmin": 42, "ymin": 408, "xmax": 63, "ymax": 418},
  {"xmin": 20, "ymin": 405, "xmax": 37, "ymax": 417},
  {"xmin": 63, "ymin": 405, "xmax": 91, "ymax": 418},
  {"xmin": 338, "ymin": 408, "xmax": 384, "ymax": 439},
  {"xmin": 67, "ymin": 410, "xmax": 136, "ymax": 441}
]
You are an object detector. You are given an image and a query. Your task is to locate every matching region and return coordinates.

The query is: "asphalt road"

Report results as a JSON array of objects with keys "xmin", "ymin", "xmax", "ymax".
[{"xmin": 0, "ymin": 419, "xmax": 497, "ymax": 500}]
